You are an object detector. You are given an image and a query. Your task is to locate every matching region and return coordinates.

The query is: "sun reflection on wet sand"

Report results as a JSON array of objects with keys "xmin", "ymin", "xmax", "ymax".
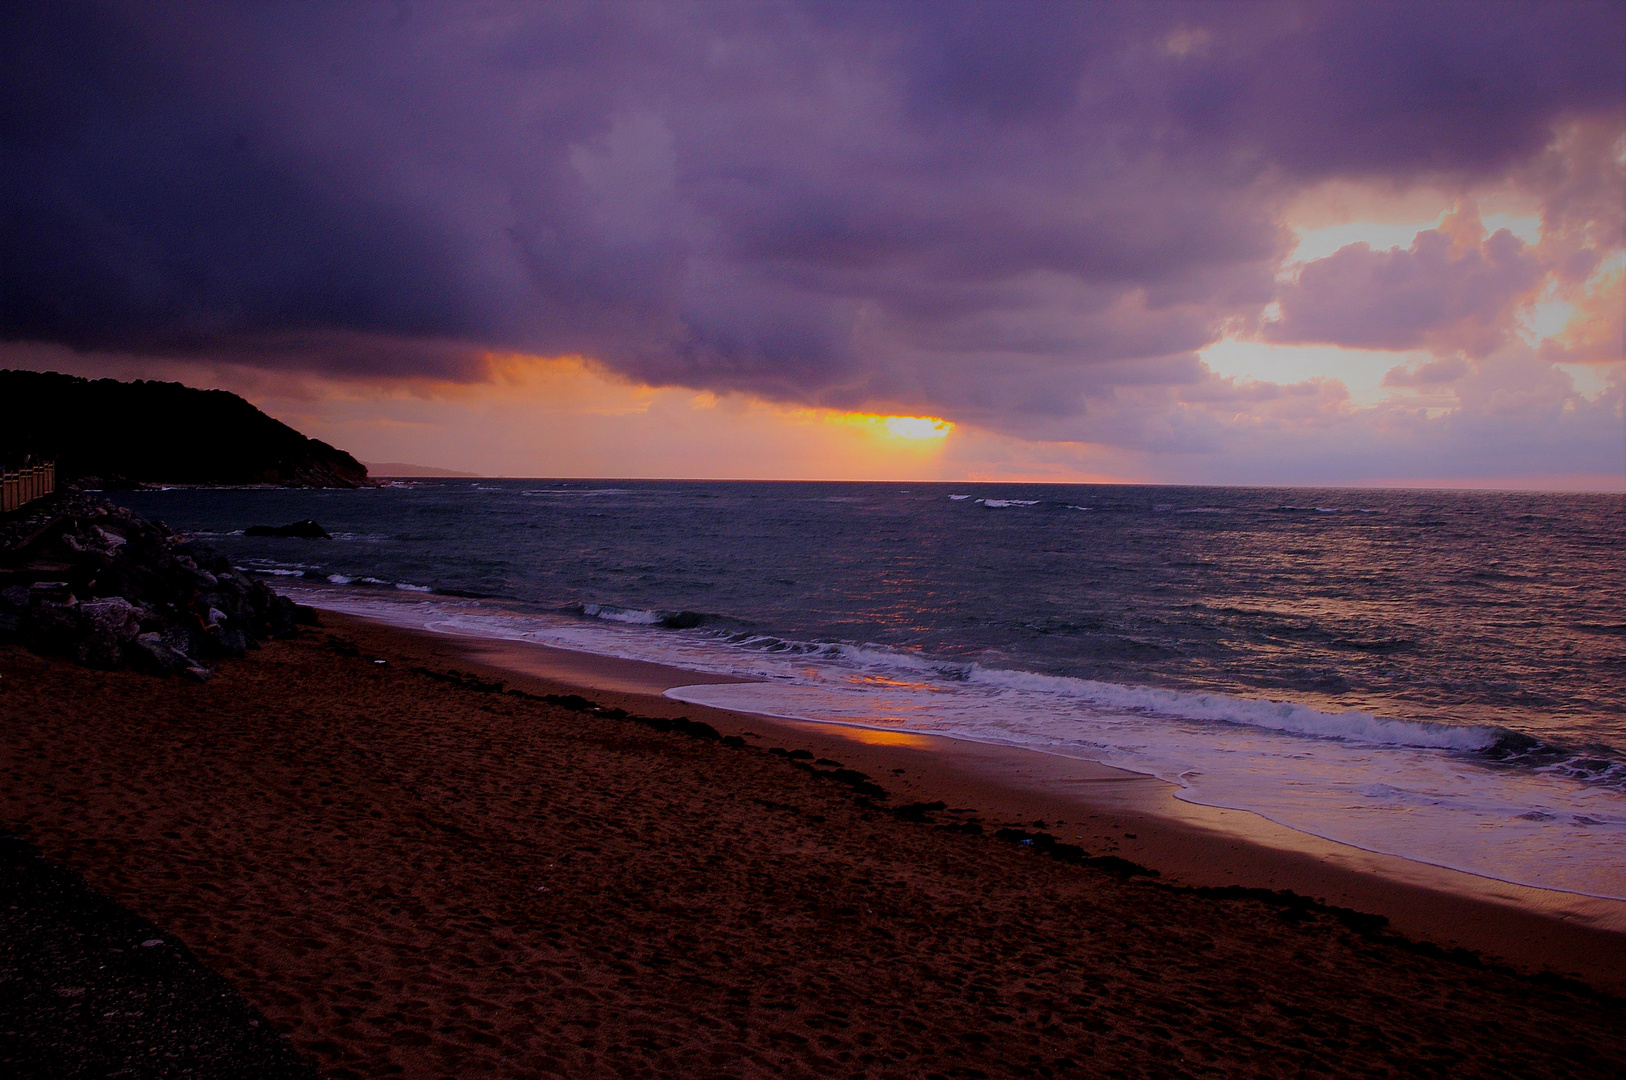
[{"xmin": 824, "ymin": 727, "xmax": 938, "ymax": 748}]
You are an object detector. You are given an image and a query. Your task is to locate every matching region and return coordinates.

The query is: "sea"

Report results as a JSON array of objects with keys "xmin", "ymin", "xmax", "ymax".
[{"xmin": 113, "ymin": 480, "xmax": 1626, "ymax": 900}]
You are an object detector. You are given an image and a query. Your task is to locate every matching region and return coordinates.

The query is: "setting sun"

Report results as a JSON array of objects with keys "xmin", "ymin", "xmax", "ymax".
[{"xmin": 881, "ymin": 415, "xmax": 953, "ymax": 439}]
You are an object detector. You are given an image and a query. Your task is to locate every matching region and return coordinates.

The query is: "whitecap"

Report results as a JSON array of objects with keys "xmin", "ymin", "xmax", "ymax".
[{"xmin": 580, "ymin": 602, "xmax": 664, "ymax": 625}]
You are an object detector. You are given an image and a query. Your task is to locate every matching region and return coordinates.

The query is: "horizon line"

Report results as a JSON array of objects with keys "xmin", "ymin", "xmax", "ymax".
[{"xmin": 358, "ymin": 474, "xmax": 1626, "ymax": 494}]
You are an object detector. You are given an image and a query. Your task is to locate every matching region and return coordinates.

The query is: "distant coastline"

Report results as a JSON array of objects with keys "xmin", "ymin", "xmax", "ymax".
[{"xmin": 363, "ymin": 461, "xmax": 480, "ymax": 478}]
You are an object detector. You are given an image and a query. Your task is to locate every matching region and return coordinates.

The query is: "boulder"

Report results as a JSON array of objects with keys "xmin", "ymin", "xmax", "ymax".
[
  {"xmin": 2, "ymin": 494, "xmax": 305, "ymax": 676},
  {"xmin": 210, "ymin": 625, "xmax": 250, "ymax": 658},
  {"xmin": 79, "ymin": 596, "xmax": 143, "ymax": 641},
  {"xmin": 128, "ymin": 632, "xmax": 187, "ymax": 676},
  {"xmin": 28, "ymin": 580, "xmax": 73, "ymax": 605},
  {"xmin": 244, "ymin": 520, "xmax": 331, "ymax": 539},
  {"xmin": 159, "ymin": 625, "xmax": 206, "ymax": 663}
]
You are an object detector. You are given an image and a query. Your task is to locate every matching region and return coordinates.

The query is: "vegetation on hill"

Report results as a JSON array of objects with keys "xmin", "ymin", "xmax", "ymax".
[{"xmin": 0, "ymin": 370, "xmax": 368, "ymax": 487}]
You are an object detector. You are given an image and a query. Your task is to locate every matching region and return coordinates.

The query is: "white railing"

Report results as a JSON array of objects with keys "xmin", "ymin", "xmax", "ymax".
[{"xmin": 1, "ymin": 460, "xmax": 56, "ymax": 513}]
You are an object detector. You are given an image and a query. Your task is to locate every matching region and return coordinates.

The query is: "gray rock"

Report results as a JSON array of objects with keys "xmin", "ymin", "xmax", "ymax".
[
  {"xmin": 160, "ymin": 625, "xmax": 203, "ymax": 659},
  {"xmin": 244, "ymin": 519, "xmax": 330, "ymax": 539},
  {"xmin": 214, "ymin": 627, "xmax": 249, "ymax": 658},
  {"xmin": 128, "ymin": 632, "xmax": 186, "ymax": 675},
  {"xmin": 4, "ymin": 494, "xmax": 306, "ymax": 677},
  {"xmin": 28, "ymin": 581, "xmax": 73, "ymax": 606},
  {"xmin": 79, "ymin": 597, "xmax": 143, "ymax": 641}
]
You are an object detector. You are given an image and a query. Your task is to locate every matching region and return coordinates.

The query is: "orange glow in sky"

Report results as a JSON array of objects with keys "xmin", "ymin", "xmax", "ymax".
[
  {"xmin": 881, "ymin": 416, "xmax": 954, "ymax": 439},
  {"xmin": 273, "ymin": 355, "xmax": 976, "ymax": 481}
]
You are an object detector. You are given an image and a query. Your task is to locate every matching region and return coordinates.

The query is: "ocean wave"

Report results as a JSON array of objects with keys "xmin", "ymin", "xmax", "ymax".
[
  {"xmin": 765, "ymin": 636, "xmax": 1496, "ymax": 750},
  {"xmin": 696, "ymin": 626, "xmax": 1506, "ymax": 752},
  {"xmin": 1479, "ymin": 732, "xmax": 1626, "ymax": 789},
  {"xmin": 275, "ymin": 585, "xmax": 1626, "ymax": 897},
  {"xmin": 577, "ymin": 602, "xmax": 705, "ymax": 629},
  {"xmin": 958, "ymin": 667, "xmax": 1500, "ymax": 749},
  {"xmin": 822, "ymin": 641, "xmax": 968, "ymax": 678},
  {"xmin": 714, "ymin": 631, "xmax": 830, "ymax": 655},
  {"xmin": 696, "ymin": 630, "xmax": 1504, "ymax": 752},
  {"xmin": 663, "ymin": 672, "xmax": 1626, "ymax": 899},
  {"xmin": 241, "ymin": 558, "xmax": 325, "ymax": 578},
  {"xmin": 521, "ymin": 488, "xmax": 635, "ymax": 497},
  {"xmin": 977, "ymin": 499, "xmax": 1041, "ymax": 508},
  {"xmin": 285, "ymin": 575, "xmax": 1611, "ymax": 781},
  {"xmin": 432, "ymin": 586, "xmax": 494, "ymax": 599},
  {"xmin": 301, "ymin": 571, "xmax": 434, "ymax": 593},
  {"xmin": 353, "ymin": 575, "xmax": 432, "ymax": 592},
  {"xmin": 1539, "ymin": 756, "xmax": 1626, "ymax": 787}
]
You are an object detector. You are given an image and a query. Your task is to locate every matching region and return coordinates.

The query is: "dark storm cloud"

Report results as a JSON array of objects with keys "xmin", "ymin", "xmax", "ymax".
[
  {"xmin": 2, "ymin": 1, "xmax": 1621, "ymax": 427},
  {"xmin": 0, "ymin": 3, "xmax": 483, "ymax": 376}
]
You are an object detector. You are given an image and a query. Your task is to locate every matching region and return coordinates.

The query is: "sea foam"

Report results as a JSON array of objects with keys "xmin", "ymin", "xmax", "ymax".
[
  {"xmin": 275, "ymin": 582, "xmax": 1626, "ymax": 902},
  {"xmin": 962, "ymin": 667, "xmax": 1501, "ymax": 750}
]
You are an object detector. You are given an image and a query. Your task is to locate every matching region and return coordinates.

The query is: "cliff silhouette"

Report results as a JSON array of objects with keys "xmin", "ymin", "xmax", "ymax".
[{"xmin": 0, "ymin": 370, "xmax": 369, "ymax": 488}]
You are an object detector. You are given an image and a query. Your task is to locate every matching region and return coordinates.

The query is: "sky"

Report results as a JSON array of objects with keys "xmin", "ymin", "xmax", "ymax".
[{"xmin": 2, "ymin": 1, "xmax": 1623, "ymax": 487}]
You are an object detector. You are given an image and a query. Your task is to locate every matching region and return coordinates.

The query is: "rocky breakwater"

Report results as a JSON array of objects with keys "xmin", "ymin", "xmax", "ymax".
[{"xmin": 0, "ymin": 494, "xmax": 315, "ymax": 678}]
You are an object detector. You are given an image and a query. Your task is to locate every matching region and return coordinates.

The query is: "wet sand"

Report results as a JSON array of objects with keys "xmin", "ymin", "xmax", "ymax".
[
  {"xmin": 443, "ymin": 617, "xmax": 1626, "ymax": 990},
  {"xmin": 2, "ymin": 616, "xmax": 1623, "ymax": 1078}
]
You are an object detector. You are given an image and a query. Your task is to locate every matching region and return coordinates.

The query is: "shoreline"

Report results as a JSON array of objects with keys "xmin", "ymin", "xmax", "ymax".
[
  {"xmin": 6, "ymin": 616, "xmax": 1625, "ymax": 1077},
  {"xmin": 327, "ymin": 610, "xmax": 1626, "ymax": 993}
]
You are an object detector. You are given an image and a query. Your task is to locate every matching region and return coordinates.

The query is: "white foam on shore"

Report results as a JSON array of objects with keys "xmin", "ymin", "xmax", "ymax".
[
  {"xmin": 668, "ymin": 680, "xmax": 1626, "ymax": 901},
  {"xmin": 288, "ymin": 584, "xmax": 1626, "ymax": 901},
  {"xmin": 962, "ymin": 668, "xmax": 1500, "ymax": 751}
]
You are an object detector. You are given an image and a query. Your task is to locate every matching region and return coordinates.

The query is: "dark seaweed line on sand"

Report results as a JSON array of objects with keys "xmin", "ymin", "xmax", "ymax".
[{"xmin": 396, "ymin": 655, "xmax": 1618, "ymax": 1003}]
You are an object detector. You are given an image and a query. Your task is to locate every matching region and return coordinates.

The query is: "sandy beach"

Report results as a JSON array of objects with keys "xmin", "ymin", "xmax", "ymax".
[
  {"xmin": 3, "ymin": 613, "xmax": 1623, "ymax": 1078},
  {"xmin": 442, "ymin": 619, "xmax": 1626, "ymax": 984}
]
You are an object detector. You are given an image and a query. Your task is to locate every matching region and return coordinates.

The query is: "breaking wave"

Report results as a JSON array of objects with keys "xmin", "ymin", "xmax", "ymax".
[
  {"xmin": 576, "ymin": 602, "xmax": 706, "ymax": 629},
  {"xmin": 962, "ymin": 667, "xmax": 1501, "ymax": 750}
]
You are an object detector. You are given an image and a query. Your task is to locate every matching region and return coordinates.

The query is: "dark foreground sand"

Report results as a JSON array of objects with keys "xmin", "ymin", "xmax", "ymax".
[
  {"xmin": 0, "ymin": 833, "xmax": 317, "ymax": 1078},
  {"xmin": 2, "ymin": 619, "xmax": 1623, "ymax": 1079}
]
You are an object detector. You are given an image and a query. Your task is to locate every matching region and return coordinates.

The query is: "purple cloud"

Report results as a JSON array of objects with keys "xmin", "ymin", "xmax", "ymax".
[
  {"xmin": 1267, "ymin": 216, "xmax": 1545, "ymax": 357},
  {"xmin": 1, "ymin": 0, "xmax": 1621, "ymax": 447},
  {"xmin": 1382, "ymin": 356, "xmax": 1471, "ymax": 388}
]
